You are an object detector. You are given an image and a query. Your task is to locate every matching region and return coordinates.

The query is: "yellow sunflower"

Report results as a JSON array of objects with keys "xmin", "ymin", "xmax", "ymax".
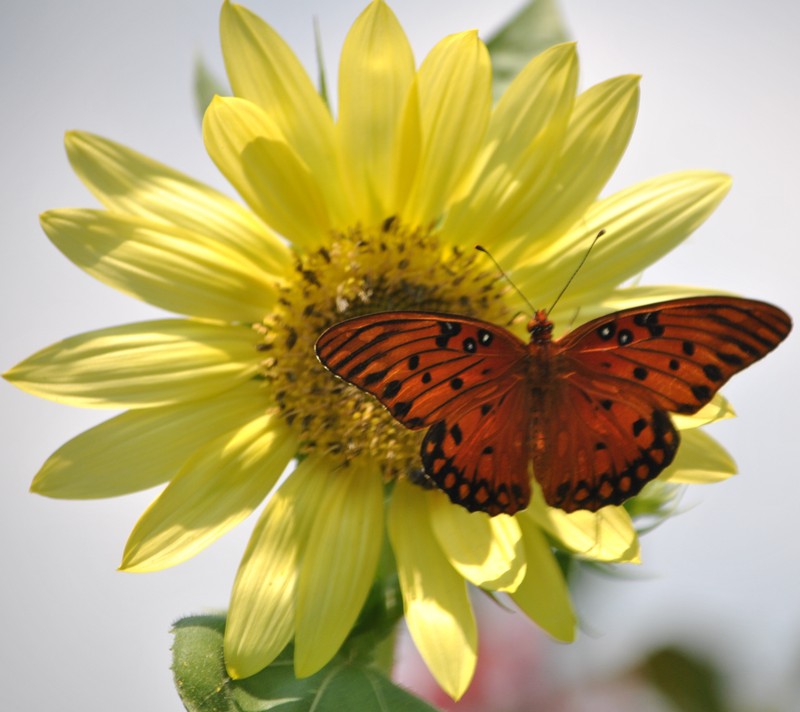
[{"xmin": 4, "ymin": 0, "xmax": 736, "ymax": 699}]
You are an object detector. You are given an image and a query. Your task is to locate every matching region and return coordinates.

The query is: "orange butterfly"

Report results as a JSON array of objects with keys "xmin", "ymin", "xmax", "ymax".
[{"xmin": 315, "ymin": 297, "xmax": 791, "ymax": 515}]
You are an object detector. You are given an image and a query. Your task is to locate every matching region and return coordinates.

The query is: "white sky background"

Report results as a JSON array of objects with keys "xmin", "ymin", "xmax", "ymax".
[{"xmin": 2, "ymin": 1, "xmax": 799, "ymax": 710}]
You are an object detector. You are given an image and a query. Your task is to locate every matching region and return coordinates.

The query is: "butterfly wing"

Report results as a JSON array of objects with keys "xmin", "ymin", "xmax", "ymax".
[
  {"xmin": 536, "ymin": 296, "xmax": 791, "ymax": 511},
  {"xmin": 421, "ymin": 382, "xmax": 532, "ymax": 515},
  {"xmin": 316, "ymin": 312, "xmax": 533, "ymax": 513},
  {"xmin": 533, "ymin": 374, "xmax": 680, "ymax": 511},
  {"xmin": 316, "ymin": 311, "xmax": 529, "ymax": 428},
  {"xmin": 558, "ymin": 296, "xmax": 792, "ymax": 415}
]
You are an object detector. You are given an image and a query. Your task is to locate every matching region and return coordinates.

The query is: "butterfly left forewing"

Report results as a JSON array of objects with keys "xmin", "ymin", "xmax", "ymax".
[{"xmin": 316, "ymin": 311, "xmax": 528, "ymax": 428}]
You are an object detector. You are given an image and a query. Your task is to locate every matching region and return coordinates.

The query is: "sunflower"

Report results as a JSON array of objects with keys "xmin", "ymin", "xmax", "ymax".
[{"xmin": 4, "ymin": 0, "xmax": 735, "ymax": 700}]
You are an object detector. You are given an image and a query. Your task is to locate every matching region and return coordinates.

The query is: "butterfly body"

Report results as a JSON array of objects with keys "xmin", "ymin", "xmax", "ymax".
[{"xmin": 316, "ymin": 297, "xmax": 791, "ymax": 515}]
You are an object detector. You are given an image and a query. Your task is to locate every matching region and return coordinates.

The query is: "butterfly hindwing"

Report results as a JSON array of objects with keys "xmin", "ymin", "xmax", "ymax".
[
  {"xmin": 533, "ymin": 376, "xmax": 680, "ymax": 512},
  {"xmin": 557, "ymin": 296, "xmax": 791, "ymax": 415},
  {"xmin": 422, "ymin": 383, "xmax": 531, "ymax": 515},
  {"xmin": 316, "ymin": 311, "xmax": 528, "ymax": 429}
]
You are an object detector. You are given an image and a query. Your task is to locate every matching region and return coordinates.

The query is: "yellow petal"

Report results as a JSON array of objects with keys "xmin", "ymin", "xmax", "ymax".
[
  {"xmin": 294, "ymin": 458, "xmax": 384, "ymax": 676},
  {"xmin": 388, "ymin": 480, "xmax": 476, "ymax": 700},
  {"xmin": 65, "ymin": 131, "xmax": 290, "ymax": 277},
  {"xmin": 390, "ymin": 79, "xmax": 422, "ymax": 214},
  {"xmin": 225, "ymin": 454, "xmax": 331, "ymax": 678},
  {"xmin": 220, "ymin": 1, "xmax": 352, "ymax": 227},
  {"xmin": 338, "ymin": 0, "xmax": 415, "ymax": 223},
  {"xmin": 510, "ymin": 515, "xmax": 576, "ymax": 642},
  {"xmin": 203, "ymin": 96, "xmax": 330, "ymax": 248},
  {"xmin": 572, "ymin": 284, "xmax": 732, "ymax": 324},
  {"xmin": 442, "ymin": 43, "xmax": 578, "ymax": 248},
  {"xmin": 673, "ymin": 394, "xmax": 735, "ymax": 429},
  {"xmin": 5, "ymin": 320, "xmax": 259, "ymax": 408},
  {"xmin": 401, "ymin": 31, "xmax": 491, "ymax": 226},
  {"xmin": 525, "ymin": 496, "xmax": 640, "ymax": 563},
  {"xmin": 662, "ymin": 428, "xmax": 736, "ymax": 484},
  {"xmin": 430, "ymin": 492, "xmax": 526, "ymax": 592},
  {"xmin": 31, "ymin": 380, "xmax": 266, "ymax": 499},
  {"xmin": 42, "ymin": 209, "xmax": 278, "ymax": 322},
  {"xmin": 514, "ymin": 171, "xmax": 733, "ymax": 311},
  {"xmin": 121, "ymin": 412, "xmax": 296, "ymax": 571},
  {"xmin": 503, "ymin": 75, "xmax": 641, "ymax": 267}
]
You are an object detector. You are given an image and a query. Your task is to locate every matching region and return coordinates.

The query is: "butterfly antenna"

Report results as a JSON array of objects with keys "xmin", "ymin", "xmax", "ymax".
[
  {"xmin": 474, "ymin": 245, "xmax": 537, "ymax": 316},
  {"xmin": 546, "ymin": 229, "xmax": 605, "ymax": 315}
]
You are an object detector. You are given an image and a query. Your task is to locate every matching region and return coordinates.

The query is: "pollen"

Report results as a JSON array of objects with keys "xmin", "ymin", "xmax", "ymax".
[{"xmin": 257, "ymin": 220, "xmax": 514, "ymax": 480}]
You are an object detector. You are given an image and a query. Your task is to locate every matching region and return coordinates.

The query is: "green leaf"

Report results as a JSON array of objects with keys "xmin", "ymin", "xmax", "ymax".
[
  {"xmin": 194, "ymin": 56, "xmax": 231, "ymax": 125},
  {"xmin": 172, "ymin": 614, "xmax": 438, "ymax": 712},
  {"xmin": 485, "ymin": 0, "xmax": 571, "ymax": 102},
  {"xmin": 640, "ymin": 645, "xmax": 730, "ymax": 712}
]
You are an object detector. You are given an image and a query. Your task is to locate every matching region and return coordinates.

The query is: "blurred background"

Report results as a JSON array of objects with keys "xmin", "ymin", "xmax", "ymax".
[{"xmin": 2, "ymin": 1, "xmax": 798, "ymax": 710}]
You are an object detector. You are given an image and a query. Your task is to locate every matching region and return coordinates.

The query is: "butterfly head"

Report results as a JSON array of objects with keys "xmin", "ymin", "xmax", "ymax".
[{"xmin": 527, "ymin": 309, "xmax": 554, "ymax": 345}]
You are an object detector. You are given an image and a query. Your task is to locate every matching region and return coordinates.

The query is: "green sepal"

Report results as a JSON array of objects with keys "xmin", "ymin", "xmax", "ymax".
[
  {"xmin": 193, "ymin": 56, "xmax": 231, "ymax": 125},
  {"xmin": 485, "ymin": 0, "xmax": 571, "ymax": 102},
  {"xmin": 313, "ymin": 17, "xmax": 330, "ymax": 108},
  {"xmin": 172, "ymin": 613, "xmax": 437, "ymax": 712}
]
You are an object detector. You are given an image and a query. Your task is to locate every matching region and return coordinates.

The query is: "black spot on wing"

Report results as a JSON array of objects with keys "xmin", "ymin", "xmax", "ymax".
[
  {"xmin": 703, "ymin": 364, "xmax": 723, "ymax": 382},
  {"xmin": 478, "ymin": 329, "xmax": 493, "ymax": 346},
  {"xmin": 633, "ymin": 311, "xmax": 665, "ymax": 337},
  {"xmin": 363, "ymin": 367, "xmax": 389, "ymax": 385},
  {"xmin": 717, "ymin": 351, "xmax": 744, "ymax": 366},
  {"xmin": 435, "ymin": 320, "xmax": 462, "ymax": 348},
  {"xmin": 382, "ymin": 380, "xmax": 402, "ymax": 398},
  {"xmin": 617, "ymin": 329, "xmax": 633, "ymax": 346},
  {"xmin": 597, "ymin": 323, "xmax": 616, "ymax": 340},
  {"xmin": 393, "ymin": 401, "xmax": 411, "ymax": 418},
  {"xmin": 691, "ymin": 385, "xmax": 712, "ymax": 402}
]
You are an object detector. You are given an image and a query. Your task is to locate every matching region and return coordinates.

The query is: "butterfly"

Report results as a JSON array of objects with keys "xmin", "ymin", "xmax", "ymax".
[{"xmin": 315, "ymin": 297, "xmax": 791, "ymax": 515}]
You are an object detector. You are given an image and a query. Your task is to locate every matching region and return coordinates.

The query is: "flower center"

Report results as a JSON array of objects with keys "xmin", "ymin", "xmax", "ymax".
[{"xmin": 259, "ymin": 219, "xmax": 516, "ymax": 480}]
